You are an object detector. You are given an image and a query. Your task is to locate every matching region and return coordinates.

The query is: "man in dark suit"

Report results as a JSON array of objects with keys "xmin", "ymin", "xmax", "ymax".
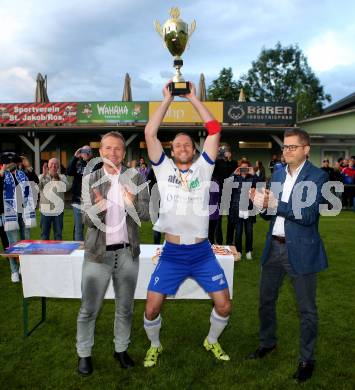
[
  {"xmin": 213, "ymin": 145, "xmax": 237, "ymax": 244},
  {"xmin": 247, "ymin": 128, "xmax": 329, "ymax": 383}
]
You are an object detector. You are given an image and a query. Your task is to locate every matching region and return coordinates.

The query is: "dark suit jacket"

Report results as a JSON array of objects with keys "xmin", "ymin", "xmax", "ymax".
[{"xmin": 260, "ymin": 160, "xmax": 329, "ymax": 274}]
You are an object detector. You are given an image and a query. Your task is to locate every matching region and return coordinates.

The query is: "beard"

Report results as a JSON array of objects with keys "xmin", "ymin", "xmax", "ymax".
[{"xmin": 174, "ymin": 155, "xmax": 194, "ymax": 164}]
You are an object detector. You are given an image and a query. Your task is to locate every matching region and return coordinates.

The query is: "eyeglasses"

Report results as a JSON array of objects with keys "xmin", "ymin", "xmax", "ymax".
[{"xmin": 281, "ymin": 144, "xmax": 307, "ymax": 152}]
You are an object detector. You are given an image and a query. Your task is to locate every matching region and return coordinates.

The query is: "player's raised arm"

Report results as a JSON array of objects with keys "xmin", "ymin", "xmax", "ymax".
[
  {"xmin": 184, "ymin": 82, "xmax": 221, "ymax": 161},
  {"xmin": 145, "ymin": 83, "xmax": 174, "ymax": 163}
]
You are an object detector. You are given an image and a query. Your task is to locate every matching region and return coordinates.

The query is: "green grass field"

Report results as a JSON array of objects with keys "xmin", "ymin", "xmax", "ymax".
[{"xmin": 1, "ymin": 211, "xmax": 355, "ymax": 389}]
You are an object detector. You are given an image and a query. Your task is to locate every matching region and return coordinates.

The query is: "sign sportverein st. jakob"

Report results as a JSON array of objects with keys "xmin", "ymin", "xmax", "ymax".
[{"xmin": 0, "ymin": 103, "xmax": 77, "ymax": 125}]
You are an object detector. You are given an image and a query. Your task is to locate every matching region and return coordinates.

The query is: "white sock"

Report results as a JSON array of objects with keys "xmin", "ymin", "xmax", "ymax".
[
  {"xmin": 144, "ymin": 314, "xmax": 162, "ymax": 348},
  {"xmin": 207, "ymin": 307, "xmax": 229, "ymax": 344}
]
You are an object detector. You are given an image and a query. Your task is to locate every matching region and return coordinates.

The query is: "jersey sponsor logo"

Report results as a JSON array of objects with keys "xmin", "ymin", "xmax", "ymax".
[
  {"xmin": 168, "ymin": 174, "xmax": 180, "ymax": 184},
  {"xmin": 189, "ymin": 177, "xmax": 200, "ymax": 190},
  {"xmin": 166, "ymin": 175, "xmax": 201, "ymax": 190}
]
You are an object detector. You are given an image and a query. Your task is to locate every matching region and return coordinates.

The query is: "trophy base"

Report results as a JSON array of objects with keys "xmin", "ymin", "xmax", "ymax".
[{"xmin": 168, "ymin": 81, "xmax": 190, "ymax": 96}]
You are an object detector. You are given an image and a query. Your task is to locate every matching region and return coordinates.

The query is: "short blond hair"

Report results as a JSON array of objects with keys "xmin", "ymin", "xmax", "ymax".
[{"xmin": 100, "ymin": 131, "xmax": 126, "ymax": 149}]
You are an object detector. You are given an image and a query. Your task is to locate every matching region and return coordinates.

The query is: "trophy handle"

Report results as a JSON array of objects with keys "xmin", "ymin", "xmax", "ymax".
[
  {"xmin": 154, "ymin": 20, "xmax": 164, "ymax": 39},
  {"xmin": 188, "ymin": 20, "xmax": 196, "ymax": 38}
]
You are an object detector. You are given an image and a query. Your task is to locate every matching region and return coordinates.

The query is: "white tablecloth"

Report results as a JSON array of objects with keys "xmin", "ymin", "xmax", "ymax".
[{"xmin": 20, "ymin": 245, "xmax": 234, "ymax": 299}]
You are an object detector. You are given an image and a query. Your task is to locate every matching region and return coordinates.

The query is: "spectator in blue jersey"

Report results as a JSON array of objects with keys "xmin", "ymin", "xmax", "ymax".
[
  {"xmin": 0, "ymin": 152, "xmax": 36, "ymax": 282},
  {"xmin": 273, "ymin": 155, "xmax": 286, "ymax": 172}
]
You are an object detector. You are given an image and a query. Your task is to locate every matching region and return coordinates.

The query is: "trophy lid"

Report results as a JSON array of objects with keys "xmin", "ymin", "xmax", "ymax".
[
  {"xmin": 163, "ymin": 7, "xmax": 188, "ymax": 34},
  {"xmin": 168, "ymin": 7, "xmax": 182, "ymax": 22}
]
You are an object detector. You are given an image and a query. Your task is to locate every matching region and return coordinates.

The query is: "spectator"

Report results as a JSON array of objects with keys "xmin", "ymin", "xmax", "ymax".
[
  {"xmin": 321, "ymin": 159, "xmax": 335, "ymax": 180},
  {"xmin": 146, "ymin": 168, "xmax": 162, "ymax": 244},
  {"xmin": 227, "ymin": 160, "xmax": 259, "ymax": 260},
  {"xmin": 38, "ymin": 158, "xmax": 69, "ymax": 240},
  {"xmin": 138, "ymin": 162, "xmax": 150, "ymax": 180},
  {"xmin": 331, "ymin": 159, "xmax": 344, "ymax": 204},
  {"xmin": 128, "ymin": 160, "xmax": 137, "ymax": 169},
  {"xmin": 213, "ymin": 145, "xmax": 237, "ymax": 244},
  {"xmin": 334, "ymin": 159, "xmax": 344, "ymax": 178},
  {"xmin": 0, "ymin": 164, "xmax": 9, "ymax": 267},
  {"xmin": 19, "ymin": 156, "xmax": 39, "ymax": 184},
  {"xmin": 341, "ymin": 158, "xmax": 355, "ymax": 209},
  {"xmin": 255, "ymin": 160, "xmax": 266, "ymax": 181},
  {"xmin": 341, "ymin": 158, "xmax": 355, "ymax": 184},
  {"xmin": 67, "ymin": 146, "xmax": 93, "ymax": 241},
  {"xmin": 208, "ymin": 176, "xmax": 220, "ymax": 244},
  {"xmin": 0, "ymin": 151, "xmax": 37, "ymax": 282},
  {"xmin": 336, "ymin": 157, "xmax": 344, "ymax": 170},
  {"xmin": 273, "ymin": 155, "xmax": 286, "ymax": 172},
  {"xmin": 137, "ymin": 157, "xmax": 146, "ymax": 167},
  {"xmin": 0, "ymin": 214, "xmax": 9, "ymax": 262},
  {"xmin": 338, "ymin": 157, "xmax": 348, "ymax": 168},
  {"xmin": 268, "ymin": 154, "xmax": 280, "ymax": 174}
]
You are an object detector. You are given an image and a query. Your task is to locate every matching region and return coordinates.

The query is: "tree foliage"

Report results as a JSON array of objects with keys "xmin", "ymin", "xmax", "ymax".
[
  {"xmin": 207, "ymin": 44, "xmax": 331, "ymax": 120},
  {"xmin": 207, "ymin": 67, "xmax": 239, "ymax": 101},
  {"xmin": 236, "ymin": 42, "xmax": 331, "ymax": 119}
]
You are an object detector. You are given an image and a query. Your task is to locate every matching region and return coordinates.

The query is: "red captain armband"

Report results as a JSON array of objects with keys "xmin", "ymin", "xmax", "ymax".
[{"xmin": 204, "ymin": 120, "xmax": 221, "ymax": 136}]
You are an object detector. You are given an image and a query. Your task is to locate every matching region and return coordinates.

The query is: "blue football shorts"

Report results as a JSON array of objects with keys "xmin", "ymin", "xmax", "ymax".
[{"xmin": 147, "ymin": 239, "xmax": 229, "ymax": 295}]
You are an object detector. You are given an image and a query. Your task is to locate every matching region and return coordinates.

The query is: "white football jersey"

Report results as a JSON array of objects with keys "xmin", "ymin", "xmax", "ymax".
[{"xmin": 151, "ymin": 152, "xmax": 215, "ymax": 244}]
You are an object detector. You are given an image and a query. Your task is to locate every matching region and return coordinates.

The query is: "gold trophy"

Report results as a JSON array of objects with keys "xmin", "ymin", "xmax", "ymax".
[{"xmin": 154, "ymin": 7, "xmax": 196, "ymax": 95}]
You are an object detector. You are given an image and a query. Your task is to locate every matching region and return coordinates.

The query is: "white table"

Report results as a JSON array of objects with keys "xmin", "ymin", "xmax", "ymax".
[
  {"xmin": 19, "ymin": 244, "xmax": 234, "ymax": 336},
  {"xmin": 20, "ymin": 245, "xmax": 234, "ymax": 300}
]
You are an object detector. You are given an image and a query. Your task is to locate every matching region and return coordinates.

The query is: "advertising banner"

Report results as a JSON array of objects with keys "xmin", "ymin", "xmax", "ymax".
[
  {"xmin": 149, "ymin": 102, "xmax": 223, "ymax": 123},
  {"xmin": 224, "ymin": 102, "xmax": 296, "ymax": 125},
  {"xmin": 0, "ymin": 103, "xmax": 77, "ymax": 125},
  {"xmin": 76, "ymin": 102, "xmax": 148, "ymax": 123}
]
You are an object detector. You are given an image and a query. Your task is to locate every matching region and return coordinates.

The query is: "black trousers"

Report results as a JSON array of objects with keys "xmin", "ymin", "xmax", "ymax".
[
  {"xmin": 259, "ymin": 240, "xmax": 318, "ymax": 363},
  {"xmin": 215, "ymin": 215, "xmax": 224, "ymax": 244},
  {"xmin": 235, "ymin": 219, "xmax": 253, "ymax": 253},
  {"xmin": 208, "ymin": 219, "xmax": 218, "ymax": 244},
  {"xmin": 0, "ymin": 225, "xmax": 9, "ymax": 250},
  {"xmin": 226, "ymin": 217, "xmax": 254, "ymax": 252},
  {"xmin": 153, "ymin": 230, "xmax": 161, "ymax": 245}
]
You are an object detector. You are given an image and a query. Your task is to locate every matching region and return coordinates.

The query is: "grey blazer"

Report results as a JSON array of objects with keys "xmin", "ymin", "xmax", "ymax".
[{"xmin": 81, "ymin": 166, "xmax": 150, "ymax": 262}]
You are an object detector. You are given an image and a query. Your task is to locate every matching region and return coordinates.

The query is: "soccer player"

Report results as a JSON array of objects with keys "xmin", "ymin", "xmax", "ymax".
[{"xmin": 143, "ymin": 82, "xmax": 231, "ymax": 367}]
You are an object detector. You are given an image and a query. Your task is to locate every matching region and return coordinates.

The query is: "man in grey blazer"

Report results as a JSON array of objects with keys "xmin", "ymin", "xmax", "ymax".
[
  {"xmin": 248, "ymin": 128, "xmax": 329, "ymax": 383},
  {"xmin": 76, "ymin": 131, "xmax": 150, "ymax": 376}
]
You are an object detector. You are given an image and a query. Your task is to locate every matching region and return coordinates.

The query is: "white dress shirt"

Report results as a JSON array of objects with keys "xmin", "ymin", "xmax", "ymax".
[
  {"xmin": 104, "ymin": 167, "xmax": 129, "ymax": 245},
  {"xmin": 272, "ymin": 160, "xmax": 306, "ymax": 237}
]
